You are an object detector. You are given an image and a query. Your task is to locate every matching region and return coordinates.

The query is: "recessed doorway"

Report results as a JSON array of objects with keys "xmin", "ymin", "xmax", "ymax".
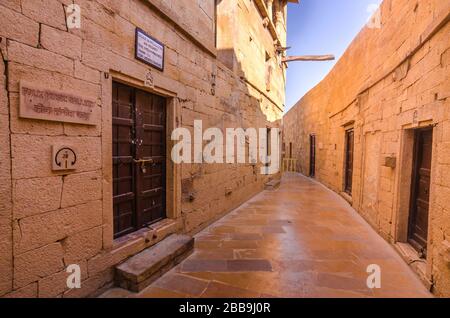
[
  {"xmin": 112, "ymin": 81, "xmax": 167, "ymax": 238},
  {"xmin": 408, "ymin": 128, "xmax": 433, "ymax": 257},
  {"xmin": 344, "ymin": 129, "xmax": 354, "ymax": 195},
  {"xmin": 309, "ymin": 134, "xmax": 316, "ymax": 177}
]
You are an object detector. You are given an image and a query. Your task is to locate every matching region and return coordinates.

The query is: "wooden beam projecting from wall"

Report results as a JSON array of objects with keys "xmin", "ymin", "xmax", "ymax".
[{"xmin": 282, "ymin": 55, "xmax": 335, "ymax": 62}]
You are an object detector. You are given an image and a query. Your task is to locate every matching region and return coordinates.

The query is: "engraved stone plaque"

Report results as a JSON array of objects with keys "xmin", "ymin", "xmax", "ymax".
[
  {"xmin": 19, "ymin": 82, "xmax": 98, "ymax": 125},
  {"xmin": 52, "ymin": 145, "xmax": 77, "ymax": 171}
]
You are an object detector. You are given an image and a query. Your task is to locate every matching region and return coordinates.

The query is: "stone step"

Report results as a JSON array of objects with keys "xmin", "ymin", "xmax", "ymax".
[
  {"xmin": 115, "ymin": 234, "xmax": 194, "ymax": 292},
  {"xmin": 264, "ymin": 178, "xmax": 281, "ymax": 190}
]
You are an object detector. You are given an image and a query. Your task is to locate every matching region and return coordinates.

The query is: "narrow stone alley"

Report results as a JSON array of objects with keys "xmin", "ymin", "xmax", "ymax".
[{"xmin": 103, "ymin": 174, "xmax": 432, "ymax": 298}]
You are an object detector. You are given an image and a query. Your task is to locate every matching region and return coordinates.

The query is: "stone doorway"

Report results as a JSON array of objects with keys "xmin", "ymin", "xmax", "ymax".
[
  {"xmin": 309, "ymin": 134, "xmax": 316, "ymax": 177},
  {"xmin": 112, "ymin": 81, "xmax": 167, "ymax": 238},
  {"xmin": 408, "ymin": 128, "xmax": 433, "ymax": 258},
  {"xmin": 344, "ymin": 128, "xmax": 354, "ymax": 195}
]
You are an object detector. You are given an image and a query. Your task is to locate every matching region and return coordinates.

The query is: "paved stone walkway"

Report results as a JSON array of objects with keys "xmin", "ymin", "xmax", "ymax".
[{"xmin": 108, "ymin": 173, "xmax": 432, "ymax": 298}]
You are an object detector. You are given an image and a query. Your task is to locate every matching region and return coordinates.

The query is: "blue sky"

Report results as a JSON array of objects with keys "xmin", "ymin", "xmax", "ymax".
[{"xmin": 285, "ymin": 0, "xmax": 382, "ymax": 112}]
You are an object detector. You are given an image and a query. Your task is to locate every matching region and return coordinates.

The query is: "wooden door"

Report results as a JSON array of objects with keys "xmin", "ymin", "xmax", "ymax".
[
  {"xmin": 309, "ymin": 134, "xmax": 316, "ymax": 177},
  {"xmin": 112, "ymin": 83, "xmax": 136, "ymax": 238},
  {"xmin": 112, "ymin": 82, "xmax": 166, "ymax": 239},
  {"xmin": 344, "ymin": 129, "xmax": 354, "ymax": 194},
  {"xmin": 135, "ymin": 90, "xmax": 166, "ymax": 227},
  {"xmin": 408, "ymin": 128, "xmax": 433, "ymax": 257}
]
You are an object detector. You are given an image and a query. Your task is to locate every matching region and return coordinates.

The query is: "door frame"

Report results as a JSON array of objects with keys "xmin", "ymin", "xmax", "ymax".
[
  {"xmin": 112, "ymin": 81, "xmax": 168, "ymax": 237},
  {"xmin": 103, "ymin": 72, "xmax": 182, "ymax": 247},
  {"xmin": 407, "ymin": 127, "xmax": 433, "ymax": 256},
  {"xmin": 309, "ymin": 134, "xmax": 316, "ymax": 178},
  {"xmin": 344, "ymin": 128, "xmax": 354, "ymax": 195},
  {"xmin": 395, "ymin": 125, "xmax": 435, "ymax": 249}
]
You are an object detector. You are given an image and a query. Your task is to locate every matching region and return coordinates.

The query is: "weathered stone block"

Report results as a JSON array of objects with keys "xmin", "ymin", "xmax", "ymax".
[
  {"xmin": 7, "ymin": 40, "xmax": 74, "ymax": 76},
  {"xmin": 438, "ymin": 142, "xmax": 450, "ymax": 165},
  {"xmin": 22, "ymin": 0, "xmax": 67, "ymax": 30},
  {"xmin": 0, "ymin": 115, "xmax": 11, "ymax": 214},
  {"xmin": 62, "ymin": 226, "xmax": 103, "ymax": 264},
  {"xmin": 80, "ymin": 40, "xmax": 111, "ymax": 72},
  {"xmin": 0, "ymin": 0, "xmax": 21, "ymax": 11},
  {"xmin": 14, "ymin": 243, "xmax": 64, "ymax": 289},
  {"xmin": 13, "ymin": 176, "xmax": 63, "ymax": 219},
  {"xmin": 442, "ymin": 121, "xmax": 450, "ymax": 142},
  {"xmin": 115, "ymin": 234, "xmax": 194, "ymax": 292},
  {"xmin": 0, "ymin": 55, "xmax": 7, "ymax": 116},
  {"xmin": 74, "ymin": 61, "xmax": 100, "ymax": 84},
  {"xmin": 11, "ymin": 134, "xmax": 102, "ymax": 179},
  {"xmin": 61, "ymin": 171, "xmax": 102, "ymax": 208},
  {"xmin": 14, "ymin": 200, "xmax": 103, "ymax": 254},
  {"xmin": 7, "ymin": 62, "xmax": 101, "ymax": 97},
  {"xmin": 76, "ymin": 0, "xmax": 117, "ymax": 32},
  {"xmin": 442, "ymin": 240, "xmax": 450, "ymax": 263},
  {"xmin": 0, "ymin": 217, "xmax": 12, "ymax": 296},
  {"xmin": 0, "ymin": 5, "xmax": 39, "ymax": 46},
  {"xmin": 435, "ymin": 185, "xmax": 450, "ymax": 210},
  {"xmin": 3, "ymin": 283, "xmax": 37, "ymax": 298},
  {"xmin": 40, "ymin": 25, "xmax": 82, "ymax": 60}
]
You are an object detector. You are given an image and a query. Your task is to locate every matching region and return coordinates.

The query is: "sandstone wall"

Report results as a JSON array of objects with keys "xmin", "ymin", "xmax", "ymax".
[
  {"xmin": 283, "ymin": 0, "xmax": 450, "ymax": 296},
  {"xmin": 217, "ymin": 0, "xmax": 287, "ymax": 118},
  {"xmin": 0, "ymin": 0, "xmax": 285, "ymax": 297}
]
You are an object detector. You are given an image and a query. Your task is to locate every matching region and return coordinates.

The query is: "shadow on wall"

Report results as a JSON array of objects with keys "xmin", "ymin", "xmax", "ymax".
[
  {"xmin": 217, "ymin": 48, "xmax": 282, "ymax": 125},
  {"xmin": 179, "ymin": 46, "xmax": 283, "ymax": 235}
]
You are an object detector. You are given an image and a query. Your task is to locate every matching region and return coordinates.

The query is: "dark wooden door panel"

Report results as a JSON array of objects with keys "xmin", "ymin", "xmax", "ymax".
[
  {"xmin": 408, "ymin": 128, "xmax": 432, "ymax": 256},
  {"xmin": 112, "ymin": 82, "xmax": 166, "ymax": 238},
  {"xmin": 112, "ymin": 82, "xmax": 136, "ymax": 238},
  {"xmin": 310, "ymin": 135, "xmax": 316, "ymax": 177},
  {"xmin": 135, "ymin": 90, "xmax": 166, "ymax": 228},
  {"xmin": 345, "ymin": 129, "xmax": 354, "ymax": 194}
]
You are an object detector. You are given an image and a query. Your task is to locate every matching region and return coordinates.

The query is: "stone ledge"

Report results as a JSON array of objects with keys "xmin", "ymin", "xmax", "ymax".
[
  {"xmin": 87, "ymin": 219, "xmax": 179, "ymax": 278},
  {"xmin": 264, "ymin": 179, "xmax": 281, "ymax": 190},
  {"xmin": 115, "ymin": 234, "xmax": 194, "ymax": 292},
  {"xmin": 394, "ymin": 242, "xmax": 433, "ymax": 291},
  {"xmin": 340, "ymin": 192, "xmax": 353, "ymax": 205}
]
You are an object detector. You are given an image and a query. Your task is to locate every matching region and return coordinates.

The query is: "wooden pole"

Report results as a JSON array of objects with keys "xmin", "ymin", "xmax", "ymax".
[{"xmin": 282, "ymin": 55, "xmax": 335, "ymax": 63}]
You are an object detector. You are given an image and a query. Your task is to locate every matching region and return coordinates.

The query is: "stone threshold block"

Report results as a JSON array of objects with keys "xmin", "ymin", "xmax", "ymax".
[
  {"xmin": 264, "ymin": 178, "xmax": 281, "ymax": 190},
  {"xmin": 394, "ymin": 242, "xmax": 433, "ymax": 291},
  {"xmin": 115, "ymin": 234, "xmax": 194, "ymax": 292}
]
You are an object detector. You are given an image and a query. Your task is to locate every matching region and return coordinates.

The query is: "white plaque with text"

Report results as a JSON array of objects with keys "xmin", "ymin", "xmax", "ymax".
[{"xmin": 135, "ymin": 28, "xmax": 165, "ymax": 71}]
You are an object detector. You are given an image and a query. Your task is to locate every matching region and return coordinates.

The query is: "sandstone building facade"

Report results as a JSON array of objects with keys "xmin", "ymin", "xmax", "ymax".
[
  {"xmin": 284, "ymin": 0, "xmax": 450, "ymax": 296},
  {"xmin": 0, "ymin": 0, "xmax": 295, "ymax": 297}
]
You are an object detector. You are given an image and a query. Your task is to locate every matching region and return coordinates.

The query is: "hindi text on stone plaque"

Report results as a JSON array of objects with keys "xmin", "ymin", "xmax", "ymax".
[{"xmin": 19, "ymin": 82, "xmax": 98, "ymax": 125}]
